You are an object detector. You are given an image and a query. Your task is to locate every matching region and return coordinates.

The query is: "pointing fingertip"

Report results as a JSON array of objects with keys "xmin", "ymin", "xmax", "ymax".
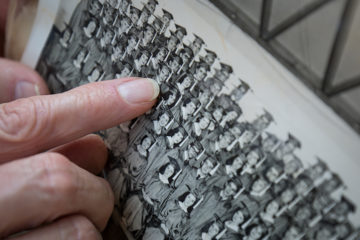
[
  {"xmin": 117, "ymin": 78, "xmax": 159, "ymax": 104},
  {"xmin": 148, "ymin": 78, "xmax": 160, "ymax": 101}
]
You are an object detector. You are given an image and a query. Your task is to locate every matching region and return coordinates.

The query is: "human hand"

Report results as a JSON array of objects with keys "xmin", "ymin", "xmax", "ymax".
[{"xmin": 0, "ymin": 3, "xmax": 159, "ymax": 239}]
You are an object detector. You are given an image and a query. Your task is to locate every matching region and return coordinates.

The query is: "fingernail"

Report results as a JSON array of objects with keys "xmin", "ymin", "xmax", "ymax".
[
  {"xmin": 117, "ymin": 78, "xmax": 159, "ymax": 104},
  {"xmin": 14, "ymin": 81, "xmax": 39, "ymax": 99}
]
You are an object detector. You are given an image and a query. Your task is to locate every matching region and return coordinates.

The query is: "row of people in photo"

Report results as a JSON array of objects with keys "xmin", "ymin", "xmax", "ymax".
[
  {"xmin": 106, "ymin": 122, "xmax": 356, "ymax": 240},
  {"xmin": 42, "ymin": 0, "xmax": 237, "ymax": 98},
  {"xmin": 37, "ymin": 0, "xmax": 360, "ymax": 239},
  {"xmin": 105, "ymin": 91, "xmax": 355, "ymax": 239}
]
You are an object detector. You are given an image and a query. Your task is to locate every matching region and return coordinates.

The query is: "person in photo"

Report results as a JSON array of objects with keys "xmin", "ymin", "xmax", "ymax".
[
  {"xmin": 199, "ymin": 220, "xmax": 223, "ymax": 240},
  {"xmin": 133, "ymin": 49, "xmax": 151, "ymax": 74},
  {"xmin": 178, "ymin": 47, "xmax": 194, "ymax": 73},
  {"xmin": 190, "ymin": 34, "xmax": 205, "ymax": 57},
  {"xmin": 243, "ymin": 223, "xmax": 268, "ymax": 240},
  {"xmin": 137, "ymin": 7, "xmax": 151, "ymax": 28},
  {"xmin": 214, "ymin": 62, "xmax": 233, "ymax": 82},
  {"xmin": 128, "ymin": 6, "xmax": 141, "ymax": 24},
  {"xmin": 83, "ymin": 17, "xmax": 99, "ymax": 39},
  {"xmin": 119, "ymin": 0, "xmax": 130, "ymax": 15},
  {"xmin": 201, "ymin": 49, "xmax": 217, "ymax": 69},
  {"xmin": 171, "ymin": 97, "xmax": 201, "ymax": 125},
  {"xmin": 180, "ymin": 140, "xmax": 204, "ymax": 167},
  {"xmin": 260, "ymin": 132, "xmax": 280, "ymax": 153},
  {"xmin": 152, "ymin": 111, "xmax": 172, "ymax": 136},
  {"xmin": 160, "ymin": 9, "xmax": 173, "ymax": 35},
  {"xmin": 157, "ymin": 84, "xmax": 181, "ymax": 110},
  {"xmin": 85, "ymin": 63, "xmax": 104, "ymax": 84},
  {"xmin": 176, "ymin": 74, "xmax": 194, "ymax": 95},
  {"xmin": 115, "ymin": 62, "xmax": 133, "ymax": 78},
  {"xmin": 55, "ymin": 46, "xmax": 88, "ymax": 88},
  {"xmin": 159, "ymin": 190, "xmax": 199, "ymax": 238},
  {"xmin": 116, "ymin": 16, "xmax": 132, "ymax": 36},
  {"xmin": 139, "ymin": 24, "xmax": 156, "ymax": 48},
  {"xmin": 144, "ymin": 0, "xmax": 158, "ymax": 14},
  {"xmin": 230, "ymin": 79, "xmax": 250, "ymax": 102},
  {"xmin": 251, "ymin": 110, "xmax": 274, "ymax": 132},
  {"xmin": 187, "ymin": 111, "xmax": 215, "ymax": 140},
  {"xmin": 102, "ymin": 3, "xmax": 117, "ymax": 26},
  {"xmin": 225, "ymin": 154, "xmax": 246, "ymax": 178},
  {"xmin": 274, "ymin": 133, "xmax": 301, "ymax": 160},
  {"xmin": 260, "ymin": 199, "xmax": 280, "ymax": 225},
  {"xmin": 142, "ymin": 158, "xmax": 181, "ymax": 213}
]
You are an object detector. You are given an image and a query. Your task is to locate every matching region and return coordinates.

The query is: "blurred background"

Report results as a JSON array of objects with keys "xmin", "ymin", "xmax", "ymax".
[{"xmin": 210, "ymin": 0, "xmax": 360, "ymax": 135}]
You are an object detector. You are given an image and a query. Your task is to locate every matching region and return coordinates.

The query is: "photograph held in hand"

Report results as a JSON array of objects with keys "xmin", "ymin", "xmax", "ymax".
[{"xmin": 32, "ymin": 0, "xmax": 360, "ymax": 239}]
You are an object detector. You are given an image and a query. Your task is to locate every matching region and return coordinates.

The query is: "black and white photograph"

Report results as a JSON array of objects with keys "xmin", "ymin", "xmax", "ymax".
[{"xmin": 17, "ymin": 0, "xmax": 360, "ymax": 239}]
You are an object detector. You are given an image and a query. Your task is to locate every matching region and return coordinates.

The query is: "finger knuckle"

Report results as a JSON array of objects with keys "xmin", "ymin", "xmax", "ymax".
[
  {"xmin": 71, "ymin": 215, "xmax": 100, "ymax": 240},
  {"xmin": 36, "ymin": 153, "xmax": 78, "ymax": 199},
  {"xmin": 0, "ymin": 97, "xmax": 49, "ymax": 143}
]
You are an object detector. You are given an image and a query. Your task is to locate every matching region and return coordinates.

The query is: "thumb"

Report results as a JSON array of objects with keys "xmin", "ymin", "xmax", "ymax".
[{"xmin": 0, "ymin": 58, "xmax": 49, "ymax": 103}]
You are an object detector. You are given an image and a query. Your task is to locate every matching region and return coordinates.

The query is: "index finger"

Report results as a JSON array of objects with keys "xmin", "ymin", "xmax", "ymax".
[{"xmin": 0, "ymin": 77, "xmax": 159, "ymax": 161}]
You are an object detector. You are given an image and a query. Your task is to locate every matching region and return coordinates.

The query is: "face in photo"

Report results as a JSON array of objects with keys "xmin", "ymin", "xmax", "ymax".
[
  {"xmin": 141, "ymin": 136, "xmax": 152, "ymax": 150},
  {"xmin": 104, "ymin": 6, "xmax": 115, "ymax": 24},
  {"xmin": 112, "ymin": 45, "xmax": 124, "ymax": 61},
  {"xmin": 251, "ymin": 178, "xmax": 268, "ymax": 194},
  {"xmin": 89, "ymin": 0, "xmax": 102, "ymax": 15},
  {"xmin": 89, "ymin": 67, "xmax": 102, "ymax": 82},
  {"xmin": 102, "ymin": 30, "xmax": 114, "ymax": 46},
  {"xmin": 265, "ymin": 166, "xmax": 282, "ymax": 183},
  {"xmin": 74, "ymin": 49, "xmax": 87, "ymax": 66},
  {"xmin": 222, "ymin": 181, "xmax": 238, "ymax": 199},
  {"xmin": 246, "ymin": 150, "xmax": 261, "ymax": 166},
  {"xmin": 119, "ymin": 64, "xmax": 132, "ymax": 77},
  {"xmin": 143, "ymin": 26, "xmax": 155, "ymax": 44},
  {"xmin": 200, "ymin": 159, "xmax": 215, "ymax": 175},
  {"xmin": 281, "ymin": 188, "xmax": 295, "ymax": 204},
  {"xmin": 194, "ymin": 65, "xmax": 207, "ymax": 81},
  {"xmin": 232, "ymin": 210, "xmax": 245, "ymax": 225},
  {"xmin": 218, "ymin": 132, "xmax": 235, "ymax": 149},
  {"xmin": 158, "ymin": 65, "xmax": 170, "ymax": 83},
  {"xmin": 84, "ymin": 19, "xmax": 97, "ymax": 37},
  {"xmin": 159, "ymin": 112, "xmax": 170, "ymax": 127},
  {"xmin": 146, "ymin": 0, "xmax": 157, "ymax": 13},
  {"xmin": 265, "ymin": 200, "xmax": 279, "ymax": 216},
  {"xmin": 185, "ymin": 193, "xmax": 196, "ymax": 207},
  {"xmin": 60, "ymin": 28, "xmax": 72, "ymax": 46},
  {"xmin": 249, "ymin": 225, "xmax": 265, "ymax": 240},
  {"xmin": 212, "ymin": 107, "xmax": 223, "ymax": 122}
]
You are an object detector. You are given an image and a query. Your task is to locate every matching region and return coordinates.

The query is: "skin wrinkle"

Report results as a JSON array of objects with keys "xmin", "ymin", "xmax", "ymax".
[
  {"xmin": 41, "ymin": 154, "xmax": 69, "ymax": 223},
  {"xmin": 0, "ymin": 77, "xmax": 159, "ymax": 238},
  {"xmin": 0, "ymin": 23, "xmax": 168, "ymax": 235},
  {"xmin": 2, "ymin": 78, "xmax": 155, "ymax": 155},
  {"xmin": 0, "ymin": 97, "xmax": 43, "ymax": 142},
  {"xmin": 71, "ymin": 85, "xmax": 107, "ymax": 130},
  {"xmin": 46, "ymin": 155, "xmax": 82, "ymax": 223},
  {"xmin": 0, "ymin": 77, "xmax": 156, "ymax": 161},
  {"xmin": 0, "ymin": 102, "xmax": 23, "ymax": 136},
  {"xmin": 0, "ymin": 156, "xmax": 48, "ymax": 236},
  {"xmin": 39, "ymin": 153, "xmax": 112, "ymax": 231},
  {"xmin": 66, "ymin": 81, "xmax": 134, "ymax": 132},
  {"xmin": 6, "ymin": 153, "xmax": 112, "ymax": 232}
]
